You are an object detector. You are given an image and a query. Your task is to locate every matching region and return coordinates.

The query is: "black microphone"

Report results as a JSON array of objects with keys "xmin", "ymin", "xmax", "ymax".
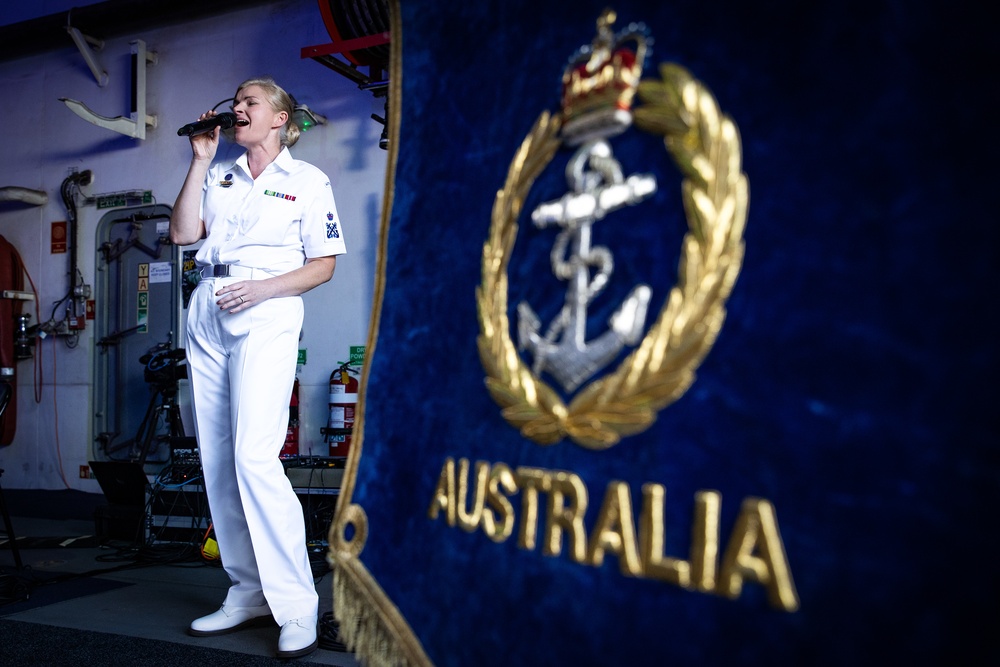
[{"xmin": 177, "ymin": 112, "xmax": 238, "ymax": 137}]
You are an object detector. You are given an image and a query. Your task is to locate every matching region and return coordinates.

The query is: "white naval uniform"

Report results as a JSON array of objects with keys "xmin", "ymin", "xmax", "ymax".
[{"xmin": 186, "ymin": 147, "xmax": 346, "ymax": 625}]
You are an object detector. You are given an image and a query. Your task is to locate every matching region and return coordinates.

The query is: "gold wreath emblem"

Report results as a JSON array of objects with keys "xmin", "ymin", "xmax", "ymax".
[{"xmin": 477, "ymin": 63, "xmax": 748, "ymax": 449}]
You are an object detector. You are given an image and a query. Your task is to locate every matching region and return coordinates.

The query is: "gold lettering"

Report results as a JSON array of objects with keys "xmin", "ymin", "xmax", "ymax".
[
  {"xmin": 638, "ymin": 483, "xmax": 690, "ymax": 587},
  {"xmin": 690, "ymin": 490, "xmax": 721, "ymax": 592},
  {"xmin": 427, "ymin": 457, "xmax": 456, "ymax": 526},
  {"xmin": 542, "ymin": 471, "xmax": 589, "ymax": 562},
  {"xmin": 717, "ymin": 497, "xmax": 799, "ymax": 612},
  {"xmin": 426, "ymin": 457, "xmax": 798, "ymax": 612},
  {"xmin": 455, "ymin": 459, "xmax": 490, "ymax": 532},
  {"xmin": 587, "ymin": 481, "xmax": 642, "ymax": 576},
  {"xmin": 515, "ymin": 467, "xmax": 551, "ymax": 551},
  {"xmin": 481, "ymin": 463, "xmax": 516, "ymax": 543}
]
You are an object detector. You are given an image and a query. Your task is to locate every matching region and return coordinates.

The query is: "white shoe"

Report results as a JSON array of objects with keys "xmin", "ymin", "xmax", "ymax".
[
  {"xmin": 277, "ymin": 615, "xmax": 319, "ymax": 658},
  {"xmin": 188, "ymin": 603, "xmax": 272, "ymax": 636}
]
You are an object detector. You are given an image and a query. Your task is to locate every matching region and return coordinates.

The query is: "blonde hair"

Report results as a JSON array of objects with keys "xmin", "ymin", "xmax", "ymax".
[{"xmin": 235, "ymin": 76, "xmax": 301, "ymax": 147}]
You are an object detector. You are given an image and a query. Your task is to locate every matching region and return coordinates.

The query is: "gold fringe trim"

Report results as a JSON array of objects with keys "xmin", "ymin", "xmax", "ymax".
[
  {"xmin": 331, "ymin": 553, "xmax": 433, "ymax": 666},
  {"xmin": 334, "ymin": 565, "xmax": 406, "ymax": 666}
]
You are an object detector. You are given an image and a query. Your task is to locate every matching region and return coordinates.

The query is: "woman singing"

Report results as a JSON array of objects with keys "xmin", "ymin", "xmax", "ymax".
[{"xmin": 170, "ymin": 76, "xmax": 346, "ymax": 659}]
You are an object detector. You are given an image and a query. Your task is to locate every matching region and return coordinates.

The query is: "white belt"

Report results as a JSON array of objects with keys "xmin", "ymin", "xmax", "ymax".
[{"xmin": 199, "ymin": 264, "xmax": 271, "ymax": 280}]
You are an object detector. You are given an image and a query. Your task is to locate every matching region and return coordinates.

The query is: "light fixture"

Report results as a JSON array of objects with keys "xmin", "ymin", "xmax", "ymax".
[{"xmin": 293, "ymin": 104, "xmax": 327, "ymax": 131}]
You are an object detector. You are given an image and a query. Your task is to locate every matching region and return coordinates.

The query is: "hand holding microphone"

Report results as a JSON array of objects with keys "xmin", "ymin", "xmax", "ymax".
[{"xmin": 177, "ymin": 111, "xmax": 239, "ymax": 136}]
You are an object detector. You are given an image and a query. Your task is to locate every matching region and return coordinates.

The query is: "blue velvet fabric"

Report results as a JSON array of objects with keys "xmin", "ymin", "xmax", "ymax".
[{"xmin": 349, "ymin": 1, "xmax": 997, "ymax": 665}]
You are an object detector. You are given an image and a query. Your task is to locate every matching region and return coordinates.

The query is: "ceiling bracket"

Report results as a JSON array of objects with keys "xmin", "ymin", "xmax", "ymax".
[
  {"xmin": 65, "ymin": 25, "xmax": 108, "ymax": 87},
  {"xmin": 60, "ymin": 39, "xmax": 158, "ymax": 140}
]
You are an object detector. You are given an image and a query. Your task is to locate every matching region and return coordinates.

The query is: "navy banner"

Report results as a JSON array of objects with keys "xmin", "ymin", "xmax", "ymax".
[{"xmin": 329, "ymin": 2, "xmax": 997, "ymax": 665}]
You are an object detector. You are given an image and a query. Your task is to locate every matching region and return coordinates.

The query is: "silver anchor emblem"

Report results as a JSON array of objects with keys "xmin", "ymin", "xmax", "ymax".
[{"xmin": 517, "ymin": 139, "xmax": 656, "ymax": 393}]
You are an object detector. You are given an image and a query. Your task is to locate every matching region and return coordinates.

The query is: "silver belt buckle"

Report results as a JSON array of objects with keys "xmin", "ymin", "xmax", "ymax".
[{"xmin": 212, "ymin": 265, "xmax": 231, "ymax": 277}]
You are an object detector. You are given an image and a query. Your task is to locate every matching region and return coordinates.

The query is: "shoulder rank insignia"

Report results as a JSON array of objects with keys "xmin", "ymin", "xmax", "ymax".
[{"xmin": 477, "ymin": 9, "xmax": 749, "ymax": 449}]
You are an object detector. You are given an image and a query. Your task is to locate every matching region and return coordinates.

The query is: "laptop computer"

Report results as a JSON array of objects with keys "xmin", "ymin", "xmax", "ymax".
[{"xmin": 89, "ymin": 460, "xmax": 149, "ymax": 507}]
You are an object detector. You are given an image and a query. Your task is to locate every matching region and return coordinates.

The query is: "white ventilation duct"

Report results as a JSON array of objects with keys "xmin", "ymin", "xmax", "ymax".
[{"xmin": 0, "ymin": 186, "xmax": 48, "ymax": 207}]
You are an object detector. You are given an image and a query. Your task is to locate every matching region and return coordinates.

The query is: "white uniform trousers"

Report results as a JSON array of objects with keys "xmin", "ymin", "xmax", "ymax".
[{"xmin": 185, "ymin": 277, "xmax": 318, "ymax": 625}]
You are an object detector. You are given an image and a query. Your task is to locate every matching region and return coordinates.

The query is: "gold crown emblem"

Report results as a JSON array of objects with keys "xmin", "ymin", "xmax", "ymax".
[{"xmin": 560, "ymin": 9, "xmax": 649, "ymax": 145}]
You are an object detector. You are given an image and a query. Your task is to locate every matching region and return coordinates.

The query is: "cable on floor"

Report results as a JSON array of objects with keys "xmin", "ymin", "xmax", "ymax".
[{"xmin": 318, "ymin": 611, "xmax": 348, "ymax": 652}]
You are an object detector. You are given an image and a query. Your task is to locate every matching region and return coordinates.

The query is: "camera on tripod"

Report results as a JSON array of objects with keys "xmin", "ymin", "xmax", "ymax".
[
  {"xmin": 140, "ymin": 344, "xmax": 187, "ymax": 388},
  {"xmin": 120, "ymin": 341, "xmax": 188, "ymax": 466}
]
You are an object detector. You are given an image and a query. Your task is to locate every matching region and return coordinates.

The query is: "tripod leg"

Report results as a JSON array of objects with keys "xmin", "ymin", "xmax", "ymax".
[
  {"xmin": 168, "ymin": 404, "xmax": 185, "ymax": 438},
  {"xmin": 136, "ymin": 388, "xmax": 167, "ymax": 467}
]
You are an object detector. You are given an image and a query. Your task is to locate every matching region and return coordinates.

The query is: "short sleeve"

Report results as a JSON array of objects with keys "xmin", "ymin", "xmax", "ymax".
[
  {"xmin": 198, "ymin": 166, "xmax": 210, "ymax": 224},
  {"xmin": 199, "ymin": 162, "xmax": 222, "ymax": 229},
  {"xmin": 301, "ymin": 172, "xmax": 347, "ymax": 258}
]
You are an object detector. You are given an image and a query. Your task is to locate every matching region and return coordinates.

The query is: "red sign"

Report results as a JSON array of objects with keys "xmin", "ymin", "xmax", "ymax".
[{"xmin": 51, "ymin": 221, "xmax": 67, "ymax": 254}]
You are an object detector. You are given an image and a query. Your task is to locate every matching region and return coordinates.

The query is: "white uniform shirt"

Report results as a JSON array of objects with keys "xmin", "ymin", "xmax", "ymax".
[{"xmin": 196, "ymin": 147, "xmax": 346, "ymax": 275}]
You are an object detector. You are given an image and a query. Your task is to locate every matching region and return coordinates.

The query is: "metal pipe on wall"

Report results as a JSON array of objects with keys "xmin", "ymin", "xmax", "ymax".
[{"xmin": 0, "ymin": 187, "xmax": 47, "ymax": 207}]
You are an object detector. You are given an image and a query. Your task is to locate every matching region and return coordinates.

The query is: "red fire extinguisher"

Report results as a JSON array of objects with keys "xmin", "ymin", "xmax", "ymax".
[
  {"xmin": 281, "ymin": 377, "xmax": 299, "ymax": 459},
  {"xmin": 328, "ymin": 362, "xmax": 359, "ymax": 457}
]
